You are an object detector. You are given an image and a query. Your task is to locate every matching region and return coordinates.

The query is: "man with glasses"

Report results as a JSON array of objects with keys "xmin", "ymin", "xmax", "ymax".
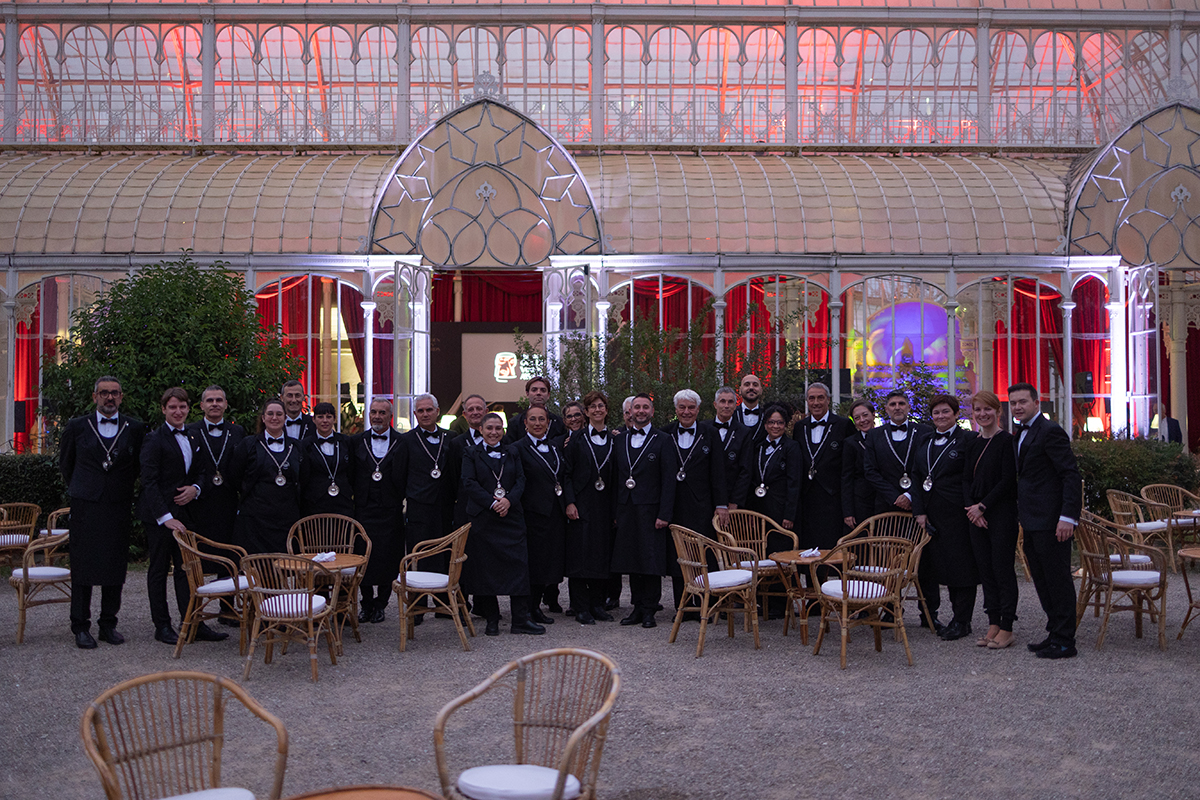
[{"xmin": 59, "ymin": 376, "xmax": 146, "ymax": 648}]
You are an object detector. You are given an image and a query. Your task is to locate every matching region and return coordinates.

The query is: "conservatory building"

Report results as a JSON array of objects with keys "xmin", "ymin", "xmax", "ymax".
[{"xmin": 2, "ymin": 0, "xmax": 1199, "ymax": 450}]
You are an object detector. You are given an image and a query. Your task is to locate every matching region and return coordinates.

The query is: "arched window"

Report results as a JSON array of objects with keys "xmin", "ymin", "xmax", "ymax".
[{"xmin": 724, "ymin": 275, "xmax": 830, "ymax": 382}]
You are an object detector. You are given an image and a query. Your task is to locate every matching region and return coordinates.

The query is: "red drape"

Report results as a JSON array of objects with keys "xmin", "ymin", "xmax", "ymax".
[
  {"xmin": 339, "ymin": 282, "xmax": 367, "ymax": 395},
  {"xmin": 1072, "ymin": 277, "xmax": 1110, "ymax": 434},
  {"xmin": 723, "ymin": 278, "xmax": 830, "ymax": 377},
  {"xmin": 13, "ymin": 280, "xmax": 54, "ymax": 452},
  {"xmin": 995, "ymin": 279, "xmax": 1063, "ymax": 399},
  {"xmin": 627, "ymin": 277, "xmax": 715, "ymax": 352},
  {"xmin": 256, "ymin": 277, "xmax": 320, "ymax": 396},
  {"xmin": 431, "ymin": 272, "xmax": 543, "ymax": 323}
]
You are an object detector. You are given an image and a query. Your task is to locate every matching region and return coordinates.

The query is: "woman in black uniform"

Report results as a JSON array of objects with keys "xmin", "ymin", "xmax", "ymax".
[
  {"xmin": 912, "ymin": 393, "xmax": 979, "ymax": 642},
  {"xmin": 563, "ymin": 390, "xmax": 615, "ymax": 625},
  {"xmin": 732, "ymin": 403, "xmax": 802, "ymax": 550},
  {"xmin": 841, "ymin": 398, "xmax": 877, "ymax": 531},
  {"xmin": 299, "ymin": 401, "xmax": 354, "ymax": 517},
  {"xmin": 460, "ymin": 412, "xmax": 545, "ymax": 637},
  {"xmin": 962, "ymin": 390, "xmax": 1020, "ymax": 649},
  {"xmin": 232, "ymin": 397, "xmax": 304, "ymax": 554}
]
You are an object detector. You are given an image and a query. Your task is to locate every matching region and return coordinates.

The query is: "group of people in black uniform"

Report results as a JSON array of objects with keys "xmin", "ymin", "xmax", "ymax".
[{"xmin": 60, "ymin": 371, "xmax": 1083, "ymax": 660}]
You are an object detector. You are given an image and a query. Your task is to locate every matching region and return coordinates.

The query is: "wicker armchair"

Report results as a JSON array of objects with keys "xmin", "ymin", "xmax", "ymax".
[
  {"xmin": 8, "ymin": 508, "xmax": 70, "ymax": 644},
  {"xmin": 82, "ymin": 670, "xmax": 288, "ymax": 800},
  {"xmin": 1074, "ymin": 517, "xmax": 1169, "ymax": 651},
  {"xmin": 241, "ymin": 553, "xmax": 341, "ymax": 682},
  {"xmin": 838, "ymin": 511, "xmax": 933, "ymax": 631},
  {"xmin": 1142, "ymin": 483, "xmax": 1200, "ymax": 548},
  {"xmin": 394, "ymin": 522, "xmax": 474, "ymax": 652},
  {"xmin": 668, "ymin": 524, "xmax": 761, "ymax": 657},
  {"xmin": 287, "ymin": 513, "xmax": 372, "ymax": 649},
  {"xmin": 711, "ymin": 508, "xmax": 798, "ymax": 619},
  {"xmin": 1108, "ymin": 489, "xmax": 1178, "ymax": 570},
  {"xmin": 0, "ymin": 502, "xmax": 41, "ymax": 569},
  {"xmin": 809, "ymin": 536, "xmax": 914, "ymax": 669},
  {"xmin": 435, "ymin": 648, "xmax": 621, "ymax": 800},
  {"xmin": 172, "ymin": 528, "xmax": 251, "ymax": 658}
]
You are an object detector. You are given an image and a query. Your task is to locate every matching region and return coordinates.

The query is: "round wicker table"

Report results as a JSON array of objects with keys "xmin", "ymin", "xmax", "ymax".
[{"xmin": 284, "ymin": 785, "xmax": 441, "ymax": 800}]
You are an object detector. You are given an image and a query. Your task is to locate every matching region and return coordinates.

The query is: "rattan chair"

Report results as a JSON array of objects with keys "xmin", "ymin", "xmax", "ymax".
[
  {"xmin": 711, "ymin": 508, "xmax": 798, "ymax": 620},
  {"xmin": 1108, "ymin": 489, "xmax": 1178, "ymax": 570},
  {"xmin": 434, "ymin": 648, "xmax": 621, "ymax": 800},
  {"xmin": 1141, "ymin": 483, "xmax": 1200, "ymax": 548},
  {"xmin": 173, "ymin": 528, "xmax": 251, "ymax": 658},
  {"xmin": 809, "ymin": 535, "xmax": 915, "ymax": 669},
  {"xmin": 394, "ymin": 522, "xmax": 474, "ymax": 652},
  {"xmin": 838, "ymin": 511, "xmax": 933, "ymax": 632},
  {"xmin": 1074, "ymin": 517, "xmax": 1169, "ymax": 651},
  {"xmin": 9, "ymin": 508, "xmax": 70, "ymax": 644},
  {"xmin": 82, "ymin": 670, "xmax": 288, "ymax": 800},
  {"xmin": 0, "ymin": 502, "xmax": 41, "ymax": 569},
  {"xmin": 286, "ymin": 513, "xmax": 372, "ymax": 649},
  {"xmin": 241, "ymin": 553, "xmax": 341, "ymax": 682},
  {"xmin": 668, "ymin": 524, "xmax": 761, "ymax": 657}
]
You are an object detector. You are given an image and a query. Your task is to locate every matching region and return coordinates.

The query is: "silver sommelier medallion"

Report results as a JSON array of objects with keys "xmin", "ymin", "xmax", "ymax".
[
  {"xmin": 899, "ymin": 473, "xmax": 912, "ymax": 489},
  {"xmin": 594, "ymin": 478, "xmax": 605, "ymax": 491},
  {"xmin": 755, "ymin": 484, "xmax": 767, "ymax": 498},
  {"xmin": 430, "ymin": 467, "xmax": 442, "ymax": 479},
  {"xmin": 625, "ymin": 477, "xmax": 636, "ymax": 489},
  {"xmin": 212, "ymin": 472, "xmax": 223, "ymax": 486},
  {"xmin": 328, "ymin": 483, "xmax": 340, "ymax": 497},
  {"xmin": 275, "ymin": 473, "xmax": 287, "ymax": 487},
  {"xmin": 372, "ymin": 470, "xmax": 383, "ymax": 482},
  {"xmin": 923, "ymin": 476, "xmax": 933, "ymax": 492}
]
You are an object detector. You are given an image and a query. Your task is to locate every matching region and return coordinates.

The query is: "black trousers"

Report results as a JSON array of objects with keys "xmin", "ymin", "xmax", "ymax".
[
  {"xmin": 361, "ymin": 585, "xmax": 390, "ymax": 608},
  {"xmin": 970, "ymin": 522, "xmax": 1020, "ymax": 630},
  {"xmin": 569, "ymin": 578, "xmax": 606, "ymax": 614},
  {"xmin": 919, "ymin": 576, "xmax": 977, "ymax": 626},
  {"xmin": 146, "ymin": 524, "xmax": 189, "ymax": 629},
  {"xmin": 71, "ymin": 582, "xmax": 122, "ymax": 633},
  {"xmin": 474, "ymin": 594, "xmax": 531, "ymax": 625},
  {"xmin": 1023, "ymin": 527, "xmax": 1077, "ymax": 646},
  {"xmin": 629, "ymin": 574, "xmax": 661, "ymax": 615}
]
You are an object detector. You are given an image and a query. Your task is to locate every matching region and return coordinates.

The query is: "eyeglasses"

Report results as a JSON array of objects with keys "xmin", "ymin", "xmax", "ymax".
[
  {"xmin": 96, "ymin": 390, "xmax": 122, "ymax": 398},
  {"xmin": 565, "ymin": 412, "xmax": 584, "ymax": 420}
]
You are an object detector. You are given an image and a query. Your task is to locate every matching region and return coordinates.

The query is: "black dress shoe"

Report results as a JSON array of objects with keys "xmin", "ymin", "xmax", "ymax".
[
  {"xmin": 641, "ymin": 614, "xmax": 657, "ymax": 629},
  {"xmin": 1027, "ymin": 637, "xmax": 1054, "ymax": 653},
  {"xmin": 939, "ymin": 621, "xmax": 972, "ymax": 641},
  {"xmin": 564, "ymin": 607, "xmax": 577, "ymax": 616},
  {"xmin": 98, "ymin": 628, "xmax": 125, "ymax": 645},
  {"xmin": 591, "ymin": 607, "xmax": 614, "ymax": 622},
  {"xmin": 604, "ymin": 597, "xmax": 620, "ymax": 611},
  {"xmin": 620, "ymin": 610, "xmax": 644, "ymax": 626},
  {"xmin": 546, "ymin": 599, "xmax": 564, "ymax": 614},
  {"xmin": 193, "ymin": 623, "xmax": 229, "ymax": 642},
  {"xmin": 530, "ymin": 607, "xmax": 556, "ymax": 625},
  {"xmin": 920, "ymin": 615, "xmax": 945, "ymax": 636},
  {"xmin": 358, "ymin": 606, "xmax": 373, "ymax": 624},
  {"xmin": 511, "ymin": 620, "xmax": 546, "ymax": 635},
  {"xmin": 75, "ymin": 630, "xmax": 98, "ymax": 649},
  {"xmin": 1035, "ymin": 643, "xmax": 1078, "ymax": 660},
  {"xmin": 370, "ymin": 607, "xmax": 386, "ymax": 624},
  {"xmin": 575, "ymin": 611, "xmax": 596, "ymax": 625},
  {"xmin": 484, "ymin": 620, "xmax": 500, "ymax": 636},
  {"xmin": 155, "ymin": 625, "xmax": 179, "ymax": 645}
]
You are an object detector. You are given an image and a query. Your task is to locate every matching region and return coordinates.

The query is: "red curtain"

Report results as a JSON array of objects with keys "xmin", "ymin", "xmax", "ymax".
[
  {"xmin": 431, "ymin": 271, "xmax": 543, "ymax": 323},
  {"xmin": 1165, "ymin": 326, "xmax": 1200, "ymax": 451},
  {"xmin": 995, "ymin": 279, "xmax": 1063, "ymax": 399},
  {"xmin": 13, "ymin": 280, "xmax": 54, "ymax": 452},
  {"xmin": 1072, "ymin": 277, "xmax": 1110, "ymax": 434},
  {"xmin": 339, "ymin": 282, "xmax": 366, "ymax": 394},
  {"xmin": 256, "ymin": 277, "xmax": 320, "ymax": 396},
  {"xmin": 723, "ymin": 277, "xmax": 830, "ymax": 376}
]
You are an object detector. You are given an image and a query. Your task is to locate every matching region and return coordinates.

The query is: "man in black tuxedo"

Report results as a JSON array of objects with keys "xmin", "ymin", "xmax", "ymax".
[
  {"xmin": 1010, "ymin": 382, "xmax": 1083, "ymax": 660},
  {"xmin": 59, "ymin": 376, "xmax": 146, "ymax": 649},
  {"xmin": 400, "ymin": 393, "xmax": 458, "ymax": 620},
  {"xmin": 138, "ymin": 387, "xmax": 227, "ymax": 646},
  {"xmin": 796, "ymin": 382, "xmax": 854, "ymax": 550},
  {"xmin": 281, "ymin": 379, "xmax": 317, "ymax": 441},
  {"xmin": 353, "ymin": 398, "xmax": 405, "ymax": 623},
  {"xmin": 712, "ymin": 386, "xmax": 749, "ymax": 494},
  {"xmin": 503, "ymin": 376, "xmax": 567, "ymax": 444},
  {"xmin": 863, "ymin": 391, "xmax": 936, "ymax": 629},
  {"xmin": 1151, "ymin": 402, "xmax": 1183, "ymax": 444},
  {"xmin": 450, "ymin": 394, "xmax": 488, "ymax": 447},
  {"xmin": 612, "ymin": 393, "xmax": 677, "ymax": 628},
  {"xmin": 664, "ymin": 389, "xmax": 728, "ymax": 610},
  {"xmin": 301, "ymin": 402, "xmax": 354, "ymax": 517},
  {"xmin": 514, "ymin": 405, "xmax": 572, "ymax": 624},
  {"xmin": 732, "ymin": 374, "xmax": 767, "ymax": 441}
]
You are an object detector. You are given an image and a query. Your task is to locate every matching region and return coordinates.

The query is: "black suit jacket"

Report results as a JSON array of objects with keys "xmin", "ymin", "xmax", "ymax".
[
  {"xmin": 863, "ymin": 421, "xmax": 933, "ymax": 512},
  {"xmin": 663, "ymin": 421, "xmax": 728, "ymax": 517},
  {"xmin": 841, "ymin": 429, "xmax": 874, "ymax": 521},
  {"xmin": 733, "ymin": 436, "xmax": 801, "ymax": 523},
  {"xmin": 186, "ymin": 419, "xmax": 246, "ymax": 540},
  {"xmin": 59, "ymin": 412, "xmax": 146, "ymax": 504},
  {"xmin": 613, "ymin": 427, "xmax": 677, "ymax": 520},
  {"xmin": 503, "ymin": 408, "xmax": 567, "ymax": 445},
  {"xmin": 514, "ymin": 436, "xmax": 576, "ymax": 515},
  {"xmin": 712, "ymin": 419, "xmax": 750, "ymax": 496},
  {"xmin": 796, "ymin": 413, "xmax": 854, "ymax": 497},
  {"xmin": 351, "ymin": 428, "xmax": 404, "ymax": 514},
  {"xmin": 284, "ymin": 413, "xmax": 317, "ymax": 442},
  {"xmin": 301, "ymin": 432, "xmax": 355, "ymax": 515},
  {"xmin": 1014, "ymin": 416, "xmax": 1083, "ymax": 531},
  {"xmin": 733, "ymin": 405, "xmax": 767, "ymax": 443},
  {"xmin": 399, "ymin": 426, "xmax": 458, "ymax": 507},
  {"xmin": 138, "ymin": 423, "xmax": 206, "ymax": 528}
]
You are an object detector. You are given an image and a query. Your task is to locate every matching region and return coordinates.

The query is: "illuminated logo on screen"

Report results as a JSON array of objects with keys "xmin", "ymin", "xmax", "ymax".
[{"xmin": 494, "ymin": 352, "xmax": 519, "ymax": 383}]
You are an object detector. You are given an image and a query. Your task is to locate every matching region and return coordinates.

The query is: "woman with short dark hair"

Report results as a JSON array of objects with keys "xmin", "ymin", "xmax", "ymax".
[{"xmin": 231, "ymin": 397, "xmax": 304, "ymax": 554}]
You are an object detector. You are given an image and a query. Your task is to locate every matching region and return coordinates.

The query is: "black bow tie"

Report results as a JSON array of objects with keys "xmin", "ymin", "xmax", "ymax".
[
  {"xmin": 286, "ymin": 418, "xmax": 301, "ymax": 426},
  {"xmin": 266, "ymin": 436, "xmax": 284, "ymax": 445},
  {"xmin": 742, "ymin": 408, "xmax": 758, "ymax": 416},
  {"xmin": 713, "ymin": 421, "xmax": 729, "ymax": 430},
  {"xmin": 811, "ymin": 419, "xmax": 827, "ymax": 427},
  {"xmin": 371, "ymin": 432, "xmax": 388, "ymax": 440},
  {"xmin": 678, "ymin": 427, "xmax": 696, "ymax": 436},
  {"xmin": 207, "ymin": 422, "xmax": 224, "ymax": 432},
  {"xmin": 99, "ymin": 417, "xmax": 117, "ymax": 425},
  {"xmin": 591, "ymin": 428, "xmax": 607, "ymax": 438},
  {"xmin": 891, "ymin": 423, "xmax": 908, "ymax": 432},
  {"xmin": 1014, "ymin": 423, "xmax": 1030, "ymax": 433},
  {"xmin": 486, "ymin": 445, "xmax": 503, "ymax": 454},
  {"xmin": 172, "ymin": 428, "xmax": 187, "ymax": 437}
]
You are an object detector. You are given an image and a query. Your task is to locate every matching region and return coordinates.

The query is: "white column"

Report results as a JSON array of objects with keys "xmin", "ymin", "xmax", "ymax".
[
  {"xmin": 361, "ymin": 299, "xmax": 377, "ymax": 414},
  {"xmin": 976, "ymin": 11, "xmax": 991, "ymax": 145},
  {"xmin": 2, "ymin": 292, "xmax": 15, "ymax": 451},
  {"xmin": 1169, "ymin": 274, "xmax": 1189, "ymax": 450},
  {"xmin": 201, "ymin": 8, "xmax": 216, "ymax": 144},
  {"xmin": 1108, "ymin": 273, "xmax": 1128, "ymax": 438},
  {"xmin": 828, "ymin": 300, "xmax": 843, "ymax": 402},
  {"xmin": 3, "ymin": 9, "xmax": 18, "ymax": 142},
  {"xmin": 396, "ymin": 13, "xmax": 411, "ymax": 143},
  {"xmin": 784, "ymin": 17, "xmax": 798, "ymax": 146},
  {"xmin": 591, "ymin": 13, "xmax": 605, "ymax": 143},
  {"xmin": 1060, "ymin": 299, "xmax": 1076, "ymax": 433}
]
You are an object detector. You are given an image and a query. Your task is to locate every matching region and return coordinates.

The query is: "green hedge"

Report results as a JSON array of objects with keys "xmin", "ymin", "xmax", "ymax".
[
  {"xmin": 0, "ymin": 453, "xmax": 146, "ymax": 560},
  {"xmin": 1073, "ymin": 438, "xmax": 1200, "ymax": 518}
]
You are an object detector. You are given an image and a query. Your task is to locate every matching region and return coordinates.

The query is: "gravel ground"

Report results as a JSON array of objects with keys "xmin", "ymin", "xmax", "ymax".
[{"xmin": 4, "ymin": 568, "xmax": 1200, "ymax": 800}]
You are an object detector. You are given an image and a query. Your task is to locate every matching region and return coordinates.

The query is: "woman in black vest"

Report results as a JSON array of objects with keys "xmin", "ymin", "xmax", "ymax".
[{"xmin": 232, "ymin": 397, "xmax": 304, "ymax": 554}]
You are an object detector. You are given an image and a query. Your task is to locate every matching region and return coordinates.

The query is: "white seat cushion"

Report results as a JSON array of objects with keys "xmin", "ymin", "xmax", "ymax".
[
  {"xmin": 1132, "ymin": 520, "xmax": 1170, "ymax": 532},
  {"xmin": 694, "ymin": 569, "xmax": 753, "ymax": 590},
  {"xmin": 0, "ymin": 534, "xmax": 30, "ymax": 547},
  {"xmin": 9, "ymin": 566, "xmax": 70, "ymax": 581},
  {"xmin": 737, "ymin": 559, "xmax": 778, "ymax": 570},
  {"xmin": 401, "ymin": 570, "xmax": 450, "ymax": 590},
  {"xmin": 260, "ymin": 593, "xmax": 327, "ymax": 618},
  {"xmin": 821, "ymin": 579, "xmax": 887, "ymax": 600},
  {"xmin": 196, "ymin": 576, "xmax": 250, "ymax": 596},
  {"xmin": 1109, "ymin": 554, "xmax": 1153, "ymax": 566},
  {"xmin": 39, "ymin": 529, "xmax": 69, "ymax": 537},
  {"xmin": 340, "ymin": 566, "xmax": 358, "ymax": 576},
  {"xmin": 458, "ymin": 764, "xmax": 582, "ymax": 800},
  {"xmin": 1110, "ymin": 570, "xmax": 1161, "ymax": 588},
  {"xmin": 165, "ymin": 789, "xmax": 256, "ymax": 800}
]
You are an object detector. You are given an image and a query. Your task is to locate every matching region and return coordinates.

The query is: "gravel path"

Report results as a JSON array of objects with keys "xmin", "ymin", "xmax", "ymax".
[{"xmin": 4, "ymin": 569, "xmax": 1200, "ymax": 800}]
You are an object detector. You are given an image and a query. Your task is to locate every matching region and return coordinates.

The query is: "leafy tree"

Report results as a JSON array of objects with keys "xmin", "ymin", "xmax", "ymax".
[{"xmin": 41, "ymin": 254, "xmax": 304, "ymax": 442}]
